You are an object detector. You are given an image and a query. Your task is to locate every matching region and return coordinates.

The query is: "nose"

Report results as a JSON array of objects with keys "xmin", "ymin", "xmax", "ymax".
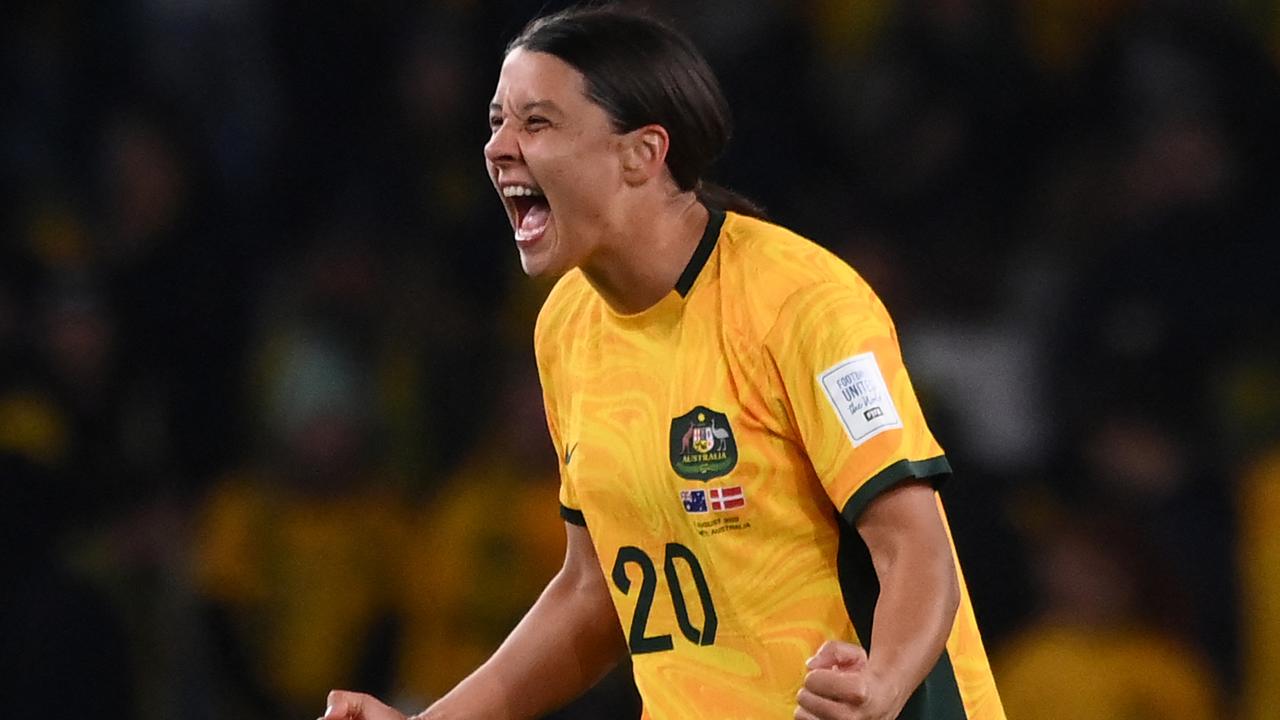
[{"xmin": 484, "ymin": 120, "xmax": 520, "ymax": 167}]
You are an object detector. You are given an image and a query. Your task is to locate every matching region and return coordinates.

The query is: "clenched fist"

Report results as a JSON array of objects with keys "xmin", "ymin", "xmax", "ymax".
[
  {"xmin": 795, "ymin": 640, "xmax": 903, "ymax": 720},
  {"xmin": 318, "ymin": 690, "xmax": 407, "ymax": 720}
]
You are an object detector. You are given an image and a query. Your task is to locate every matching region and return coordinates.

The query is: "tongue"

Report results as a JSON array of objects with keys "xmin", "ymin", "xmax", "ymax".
[{"xmin": 520, "ymin": 200, "xmax": 551, "ymax": 236}]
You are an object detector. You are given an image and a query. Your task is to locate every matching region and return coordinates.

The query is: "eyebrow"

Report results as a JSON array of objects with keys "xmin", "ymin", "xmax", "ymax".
[{"xmin": 489, "ymin": 99, "xmax": 563, "ymax": 115}]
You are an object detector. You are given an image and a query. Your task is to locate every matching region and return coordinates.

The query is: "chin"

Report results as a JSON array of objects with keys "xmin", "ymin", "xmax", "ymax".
[
  {"xmin": 516, "ymin": 228, "xmax": 575, "ymax": 278},
  {"xmin": 517, "ymin": 253, "xmax": 546, "ymax": 277},
  {"xmin": 517, "ymin": 246, "xmax": 561, "ymax": 278}
]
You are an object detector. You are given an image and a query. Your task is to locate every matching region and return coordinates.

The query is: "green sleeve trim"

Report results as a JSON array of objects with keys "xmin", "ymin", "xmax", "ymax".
[
  {"xmin": 560, "ymin": 504, "xmax": 587, "ymax": 527},
  {"xmin": 840, "ymin": 455, "xmax": 952, "ymax": 526}
]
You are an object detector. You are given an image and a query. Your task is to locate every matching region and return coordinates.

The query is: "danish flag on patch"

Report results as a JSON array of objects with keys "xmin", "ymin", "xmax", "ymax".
[{"xmin": 708, "ymin": 486, "xmax": 745, "ymax": 511}]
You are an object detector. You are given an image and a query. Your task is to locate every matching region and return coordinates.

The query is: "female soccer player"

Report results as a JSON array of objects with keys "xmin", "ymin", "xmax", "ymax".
[{"xmin": 322, "ymin": 7, "xmax": 1004, "ymax": 720}]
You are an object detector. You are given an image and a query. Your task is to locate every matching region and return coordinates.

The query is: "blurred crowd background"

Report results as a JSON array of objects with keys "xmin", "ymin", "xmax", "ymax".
[{"xmin": 3, "ymin": 0, "xmax": 1279, "ymax": 718}]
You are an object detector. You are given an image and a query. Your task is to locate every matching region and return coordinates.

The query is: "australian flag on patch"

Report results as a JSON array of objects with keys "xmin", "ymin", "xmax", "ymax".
[{"xmin": 680, "ymin": 489, "xmax": 708, "ymax": 514}]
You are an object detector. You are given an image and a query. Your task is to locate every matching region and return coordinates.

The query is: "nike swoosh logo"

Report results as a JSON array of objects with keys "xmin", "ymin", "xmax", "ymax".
[{"xmin": 564, "ymin": 442, "xmax": 579, "ymax": 465}]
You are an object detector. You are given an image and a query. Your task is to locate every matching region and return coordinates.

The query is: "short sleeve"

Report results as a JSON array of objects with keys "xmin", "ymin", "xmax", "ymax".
[
  {"xmin": 765, "ymin": 281, "xmax": 949, "ymax": 525},
  {"xmin": 534, "ymin": 307, "xmax": 586, "ymax": 527}
]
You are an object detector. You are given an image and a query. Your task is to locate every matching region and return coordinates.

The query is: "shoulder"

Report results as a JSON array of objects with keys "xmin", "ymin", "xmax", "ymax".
[
  {"xmin": 534, "ymin": 269, "xmax": 595, "ymax": 356},
  {"xmin": 717, "ymin": 212, "xmax": 888, "ymax": 336}
]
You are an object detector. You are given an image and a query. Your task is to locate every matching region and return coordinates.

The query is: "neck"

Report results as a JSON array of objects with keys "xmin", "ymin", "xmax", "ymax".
[{"xmin": 581, "ymin": 192, "xmax": 709, "ymax": 315}]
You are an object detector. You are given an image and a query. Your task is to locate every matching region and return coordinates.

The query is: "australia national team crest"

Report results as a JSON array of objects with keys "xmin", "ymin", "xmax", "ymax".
[{"xmin": 669, "ymin": 405, "xmax": 738, "ymax": 481}]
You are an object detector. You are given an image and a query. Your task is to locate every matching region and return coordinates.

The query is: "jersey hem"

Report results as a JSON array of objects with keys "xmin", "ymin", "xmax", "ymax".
[
  {"xmin": 840, "ymin": 455, "xmax": 952, "ymax": 526},
  {"xmin": 559, "ymin": 504, "xmax": 587, "ymax": 527}
]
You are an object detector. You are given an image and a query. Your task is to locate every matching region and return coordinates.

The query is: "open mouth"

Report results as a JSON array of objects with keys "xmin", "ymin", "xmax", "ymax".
[{"xmin": 503, "ymin": 185, "xmax": 551, "ymax": 243}]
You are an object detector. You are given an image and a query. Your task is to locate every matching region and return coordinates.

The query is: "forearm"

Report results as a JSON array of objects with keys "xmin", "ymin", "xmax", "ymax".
[
  {"xmin": 417, "ymin": 562, "xmax": 627, "ymax": 719},
  {"xmin": 865, "ymin": 538, "xmax": 959, "ymax": 710},
  {"xmin": 851, "ymin": 482, "xmax": 961, "ymax": 715}
]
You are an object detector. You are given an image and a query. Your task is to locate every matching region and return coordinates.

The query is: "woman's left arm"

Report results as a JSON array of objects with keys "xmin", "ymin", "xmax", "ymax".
[{"xmin": 795, "ymin": 481, "xmax": 959, "ymax": 720}]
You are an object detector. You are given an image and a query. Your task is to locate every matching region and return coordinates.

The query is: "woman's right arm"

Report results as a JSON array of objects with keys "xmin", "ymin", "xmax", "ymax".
[{"xmin": 321, "ymin": 522, "xmax": 626, "ymax": 720}]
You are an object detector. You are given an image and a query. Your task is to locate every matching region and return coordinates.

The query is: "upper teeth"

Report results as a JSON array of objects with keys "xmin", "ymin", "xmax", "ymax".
[{"xmin": 503, "ymin": 185, "xmax": 543, "ymax": 197}]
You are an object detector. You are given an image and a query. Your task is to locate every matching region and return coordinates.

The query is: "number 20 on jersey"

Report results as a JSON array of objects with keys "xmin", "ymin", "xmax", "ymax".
[{"xmin": 611, "ymin": 543, "xmax": 717, "ymax": 654}]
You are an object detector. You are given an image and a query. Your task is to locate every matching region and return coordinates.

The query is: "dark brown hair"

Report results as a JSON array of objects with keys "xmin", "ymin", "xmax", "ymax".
[{"xmin": 508, "ymin": 5, "xmax": 764, "ymax": 218}]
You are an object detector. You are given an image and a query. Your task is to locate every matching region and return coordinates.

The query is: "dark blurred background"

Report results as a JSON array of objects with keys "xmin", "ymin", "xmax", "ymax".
[{"xmin": 3, "ymin": 0, "xmax": 1279, "ymax": 718}]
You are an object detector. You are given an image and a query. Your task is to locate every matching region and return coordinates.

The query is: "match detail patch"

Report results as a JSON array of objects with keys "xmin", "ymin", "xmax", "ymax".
[{"xmin": 818, "ymin": 352, "xmax": 902, "ymax": 447}]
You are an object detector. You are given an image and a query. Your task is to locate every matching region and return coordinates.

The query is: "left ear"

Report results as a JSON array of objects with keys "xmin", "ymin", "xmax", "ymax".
[{"xmin": 620, "ymin": 124, "xmax": 670, "ymax": 185}]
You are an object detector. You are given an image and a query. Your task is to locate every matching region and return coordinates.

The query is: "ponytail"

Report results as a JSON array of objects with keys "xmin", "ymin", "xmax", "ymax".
[{"xmin": 696, "ymin": 180, "xmax": 767, "ymax": 219}]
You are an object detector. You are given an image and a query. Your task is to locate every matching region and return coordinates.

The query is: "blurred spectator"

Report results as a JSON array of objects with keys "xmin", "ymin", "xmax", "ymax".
[
  {"xmin": 96, "ymin": 104, "xmax": 252, "ymax": 489},
  {"xmin": 193, "ymin": 459, "xmax": 410, "ymax": 718},
  {"xmin": 810, "ymin": 0, "xmax": 1041, "ymax": 318},
  {"xmin": 191, "ymin": 250, "xmax": 413, "ymax": 718},
  {"xmin": 996, "ymin": 506, "xmax": 1220, "ymax": 719},
  {"xmin": 1069, "ymin": 407, "xmax": 1238, "ymax": 684},
  {"xmin": 394, "ymin": 354, "xmax": 562, "ymax": 703},
  {"xmin": 395, "ymin": 351, "xmax": 641, "ymax": 719},
  {"xmin": 1239, "ymin": 447, "xmax": 1280, "ymax": 720}
]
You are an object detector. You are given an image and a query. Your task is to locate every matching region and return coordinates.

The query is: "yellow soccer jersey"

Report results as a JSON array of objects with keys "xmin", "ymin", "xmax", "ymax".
[{"xmin": 534, "ymin": 210, "xmax": 1004, "ymax": 719}]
